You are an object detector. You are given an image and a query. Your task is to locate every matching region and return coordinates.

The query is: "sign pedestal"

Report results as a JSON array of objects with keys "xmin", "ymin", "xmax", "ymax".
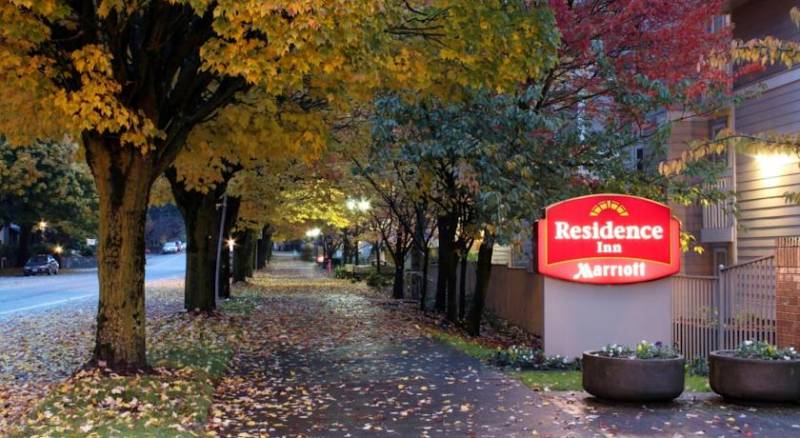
[
  {"xmin": 536, "ymin": 194, "xmax": 681, "ymax": 359},
  {"xmin": 543, "ymin": 277, "xmax": 673, "ymax": 359}
]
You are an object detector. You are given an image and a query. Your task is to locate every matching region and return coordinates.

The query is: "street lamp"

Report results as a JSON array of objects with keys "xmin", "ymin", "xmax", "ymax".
[
  {"xmin": 53, "ymin": 245, "xmax": 63, "ymax": 255},
  {"xmin": 346, "ymin": 198, "xmax": 371, "ymax": 265},
  {"xmin": 346, "ymin": 198, "xmax": 371, "ymax": 213},
  {"xmin": 226, "ymin": 238, "xmax": 236, "ymax": 252},
  {"xmin": 38, "ymin": 220, "xmax": 47, "ymax": 231},
  {"xmin": 305, "ymin": 228, "xmax": 322, "ymax": 238}
]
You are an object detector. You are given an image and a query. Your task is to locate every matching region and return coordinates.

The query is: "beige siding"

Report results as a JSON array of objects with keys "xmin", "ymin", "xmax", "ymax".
[
  {"xmin": 666, "ymin": 118, "xmax": 716, "ymax": 274},
  {"xmin": 736, "ymin": 79, "xmax": 800, "ymax": 134},
  {"xmin": 735, "ymin": 152, "xmax": 800, "ymax": 260},
  {"xmin": 733, "ymin": 0, "xmax": 800, "ymax": 262}
]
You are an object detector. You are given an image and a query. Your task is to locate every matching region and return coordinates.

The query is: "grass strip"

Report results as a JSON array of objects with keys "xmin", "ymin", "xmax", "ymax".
[{"xmin": 432, "ymin": 328, "xmax": 712, "ymax": 393}]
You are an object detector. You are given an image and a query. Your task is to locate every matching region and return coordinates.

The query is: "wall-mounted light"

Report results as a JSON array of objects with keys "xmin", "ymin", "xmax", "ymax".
[{"xmin": 756, "ymin": 153, "xmax": 795, "ymax": 178}]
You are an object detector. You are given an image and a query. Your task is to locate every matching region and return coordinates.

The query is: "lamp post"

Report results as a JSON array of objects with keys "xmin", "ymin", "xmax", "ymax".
[
  {"xmin": 38, "ymin": 220, "xmax": 47, "ymax": 243},
  {"xmin": 346, "ymin": 198, "xmax": 371, "ymax": 265},
  {"xmin": 305, "ymin": 227, "xmax": 322, "ymax": 267},
  {"xmin": 53, "ymin": 244, "xmax": 64, "ymax": 266}
]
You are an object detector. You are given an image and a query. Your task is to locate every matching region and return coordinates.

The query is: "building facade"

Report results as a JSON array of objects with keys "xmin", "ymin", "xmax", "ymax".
[{"xmin": 673, "ymin": 0, "xmax": 800, "ymax": 276}]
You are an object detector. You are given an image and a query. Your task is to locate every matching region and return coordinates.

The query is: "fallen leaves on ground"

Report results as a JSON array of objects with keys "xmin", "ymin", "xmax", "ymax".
[{"xmin": 0, "ymin": 278, "xmax": 221, "ymax": 436}]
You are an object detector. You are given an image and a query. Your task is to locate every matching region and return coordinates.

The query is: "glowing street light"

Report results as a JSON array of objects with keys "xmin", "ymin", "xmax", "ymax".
[
  {"xmin": 226, "ymin": 238, "xmax": 236, "ymax": 252},
  {"xmin": 38, "ymin": 220, "xmax": 47, "ymax": 231},
  {"xmin": 346, "ymin": 198, "xmax": 371, "ymax": 212},
  {"xmin": 305, "ymin": 228, "xmax": 322, "ymax": 238},
  {"xmin": 53, "ymin": 245, "xmax": 64, "ymax": 255}
]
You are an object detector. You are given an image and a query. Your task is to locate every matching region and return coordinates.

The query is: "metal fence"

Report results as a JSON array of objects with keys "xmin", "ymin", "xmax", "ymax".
[
  {"xmin": 672, "ymin": 256, "xmax": 776, "ymax": 361},
  {"xmin": 672, "ymin": 275, "xmax": 719, "ymax": 361},
  {"xmin": 719, "ymin": 256, "xmax": 776, "ymax": 349}
]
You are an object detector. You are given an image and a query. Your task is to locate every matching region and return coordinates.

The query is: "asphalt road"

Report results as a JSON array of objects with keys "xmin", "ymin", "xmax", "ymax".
[{"xmin": 0, "ymin": 253, "xmax": 185, "ymax": 316}]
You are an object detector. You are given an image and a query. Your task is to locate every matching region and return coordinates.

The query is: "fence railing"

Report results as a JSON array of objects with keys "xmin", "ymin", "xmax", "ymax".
[
  {"xmin": 719, "ymin": 256, "xmax": 776, "ymax": 349},
  {"xmin": 702, "ymin": 175, "xmax": 734, "ymax": 230},
  {"xmin": 672, "ymin": 256, "xmax": 776, "ymax": 361},
  {"xmin": 672, "ymin": 275, "xmax": 719, "ymax": 361}
]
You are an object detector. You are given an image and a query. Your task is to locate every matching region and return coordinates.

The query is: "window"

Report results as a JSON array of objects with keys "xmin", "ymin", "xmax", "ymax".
[
  {"xmin": 710, "ymin": 15, "xmax": 729, "ymax": 33},
  {"xmin": 633, "ymin": 145, "xmax": 645, "ymax": 172}
]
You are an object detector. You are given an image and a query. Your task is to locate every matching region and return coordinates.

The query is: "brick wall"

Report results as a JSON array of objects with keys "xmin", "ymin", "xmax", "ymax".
[{"xmin": 775, "ymin": 237, "xmax": 800, "ymax": 348}]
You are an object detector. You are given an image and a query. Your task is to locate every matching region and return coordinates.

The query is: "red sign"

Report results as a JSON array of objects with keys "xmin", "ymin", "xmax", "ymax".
[{"xmin": 538, "ymin": 194, "xmax": 680, "ymax": 284}]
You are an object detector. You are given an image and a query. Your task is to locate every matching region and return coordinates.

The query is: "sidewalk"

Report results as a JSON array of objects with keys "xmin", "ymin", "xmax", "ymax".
[{"xmin": 209, "ymin": 257, "xmax": 800, "ymax": 437}]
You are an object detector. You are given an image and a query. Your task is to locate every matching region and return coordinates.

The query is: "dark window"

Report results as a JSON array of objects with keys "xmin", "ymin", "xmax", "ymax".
[{"xmin": 635, "ymin": 147, "xmax": 645, "ymax": 172}]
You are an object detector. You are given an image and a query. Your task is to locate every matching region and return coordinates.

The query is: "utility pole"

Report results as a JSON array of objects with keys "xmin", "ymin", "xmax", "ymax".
[{"xmin": 214, "ymin": 194, "xmax": 228, "ymax": 304}]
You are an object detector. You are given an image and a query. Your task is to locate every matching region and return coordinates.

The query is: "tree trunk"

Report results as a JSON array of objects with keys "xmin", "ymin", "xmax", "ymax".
[
  {"xmin": 15, "ymin": 222, "xmax": 32, "ymax": 267},
  {"xmin": 86, "ymin": 140, "xmax": 155, "ymax": 370},
  {"xmin": 342, "ymin": 234, "xmax": 351, "ymax": 264},
  {"xmin": 420, "ymin": 246, "xmax": 430, "ymax": 311},
  {"xmin": 256, "ymin": 225, "xmax": 270, "ymax": 270},
  {"xmin": 220, "ymin": 244, "xmax": 232, "ymax": 299},
  {"xmin": 410, "ymin": 239, "xmax": 421, "ymax": 300},
  {"xmin": 391, "ymin": 230, "xmax": 405, "ymax": 299},
  {"xmin": 446, "ymin": 251, "xmax": 459, "ymax": 322},
  {"xmin": 459, "ymin": 253, "xmax": 468, "ymax": 320},
  {"xmin": 435, "ymin": 214, "xmax": 456, "ymax": 313},
  {"xmin": 392, "ymin": 261, "xmax": 405, "ymax": 299},
  {"xmin": 233, "ymin": 229, "xmax": 256, "ymax": 282},
  {"xmin": 166, "ymin": 170, "xmax": 224, "ymax": 312},
  {"xmin": 180, "ymin": 193, "xmax": 219, "ymax": 312},
  {"xmin": 375, "ymin": 240, "xmax": 381, "ymax": 273},
  {"xmin": 467, "ymin": 234, "xmax": 495, "ymax": 337},
  {"xmin": 265, "ymin": 229, "xmax": 273, "ymax": 264}
]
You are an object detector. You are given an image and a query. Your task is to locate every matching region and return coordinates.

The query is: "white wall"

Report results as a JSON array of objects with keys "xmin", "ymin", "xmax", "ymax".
[{"xmin": 543, "ymin": 277, "xmax": 672, "ymax": 359}]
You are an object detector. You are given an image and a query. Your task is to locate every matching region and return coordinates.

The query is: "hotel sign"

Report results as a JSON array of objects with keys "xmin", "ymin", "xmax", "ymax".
[{"xmin": 538, "ymin": 194, "xmax": 681, "ymax": 284}]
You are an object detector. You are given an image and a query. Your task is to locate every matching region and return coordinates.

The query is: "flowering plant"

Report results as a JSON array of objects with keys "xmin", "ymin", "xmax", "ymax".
[
  {"xmin": 491, "ymin": 345, "xmax": 578, "ymax": 370},
  {"xmin": 596, "ymin": 341, "xmax": 678, "ymax": 359},
  {"xmin": 733, "ymin": 340, "xmax": 800, "ymax": 361}
]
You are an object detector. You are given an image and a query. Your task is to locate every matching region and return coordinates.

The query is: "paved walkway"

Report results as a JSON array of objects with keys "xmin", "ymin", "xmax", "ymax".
[{"xmin": 209, "ymin": 257, "xmax": 800, "ymax": 437}]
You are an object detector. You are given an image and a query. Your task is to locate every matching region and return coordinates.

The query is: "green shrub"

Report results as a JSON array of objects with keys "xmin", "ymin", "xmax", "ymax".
[
  {"xmin": 365, "ymin": 270, "xmax": 392, "ymax": 288},
  {"xmin": 687, "ymin": 357, "xmax": 709, "ymax": 376},
  {"xmin": 334, "ymin": 266, "xmax": 350, "ymax": 279}
]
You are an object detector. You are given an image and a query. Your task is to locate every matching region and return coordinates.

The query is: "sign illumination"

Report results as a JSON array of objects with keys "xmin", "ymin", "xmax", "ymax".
[{"xmin": 538, "ymin": 194, "xmax": 681, "ymax": 284}]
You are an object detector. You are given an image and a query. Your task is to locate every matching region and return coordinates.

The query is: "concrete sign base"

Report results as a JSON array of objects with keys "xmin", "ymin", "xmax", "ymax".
[{"xmin": 543, "ymin": 277, "xmax": 672, "ymax": 359}]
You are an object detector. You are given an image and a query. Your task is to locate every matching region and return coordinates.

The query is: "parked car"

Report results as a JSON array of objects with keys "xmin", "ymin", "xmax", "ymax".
[
  {"xmin": 161, "ymin": 241, "xmax": 179, "ymax": 254},
  {"xmin": 23, "ymin": 255, "xmax": 59, "ymax": 276}
]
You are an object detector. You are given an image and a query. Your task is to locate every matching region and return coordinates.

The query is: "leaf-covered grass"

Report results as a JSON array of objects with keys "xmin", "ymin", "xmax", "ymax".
[
  {"xmin": 518, "ymin": 371, "xmax": 711, "ymax": 393},
  {"xmin": 429, "ymin": 330, "xmax": 497, "ymax": 360},
  {"xmin": 12, "ymin": 294, "xmax": 254, "ymax": 437},
  {"xmin": 517, "ymin": 370, "xmax": 582, "ymax": 391},
  {"xmin": 685, "ymin": 374, "xmax": 711, "ymax": 392},
  {"xmin": 432, "ymin": 328, "xmax": 712, "ymax": 393}
]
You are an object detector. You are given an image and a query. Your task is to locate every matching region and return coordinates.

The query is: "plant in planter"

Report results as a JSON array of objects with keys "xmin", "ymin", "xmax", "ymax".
[
  {"xmin": 710, "ymin": 340, "xmax": 800, "ymax": 403},
  {"xmin": 491, "ymin": 345, "xmax": 579, "ymax": 371},
  {"xmin": 583, "ymin": 341, "xmax": 685, "ymax": 402}
]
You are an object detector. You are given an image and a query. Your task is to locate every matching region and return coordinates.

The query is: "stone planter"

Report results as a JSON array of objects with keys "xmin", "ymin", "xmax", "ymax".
[
  {"xmin": 709, "ymin": 351, "xmax": 800, "ymax": 403},
  {"xmin": 582, "ymin": 351, "xmax": 685, "ymax": 402}
]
